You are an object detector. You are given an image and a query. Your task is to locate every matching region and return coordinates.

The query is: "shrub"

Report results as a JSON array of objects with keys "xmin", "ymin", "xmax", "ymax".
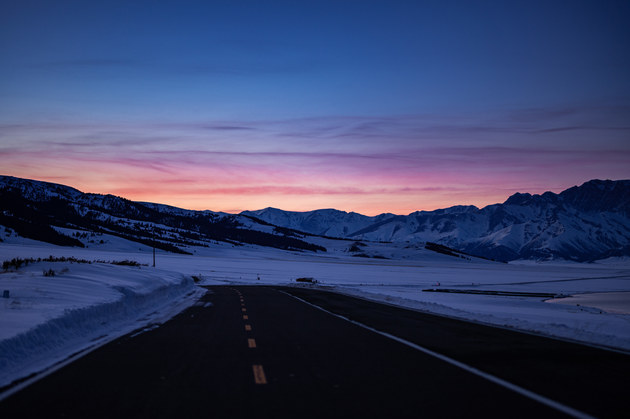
[
  {"xmin": 3, "ymin": 257, "xmax": 36, "ymax": 271},
  {"xmin": 110, "ymin": 260, "xmax": 141, "ymax": 267},
  {"xmin": 1, "ymin": 256, "xmax": 143, "ymax": 273}
]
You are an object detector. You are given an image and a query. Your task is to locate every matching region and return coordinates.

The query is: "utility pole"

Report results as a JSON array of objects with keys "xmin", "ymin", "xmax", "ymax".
[{"xmin": 152, "ymin": 227, "xmax": 156, "ymax": 268}]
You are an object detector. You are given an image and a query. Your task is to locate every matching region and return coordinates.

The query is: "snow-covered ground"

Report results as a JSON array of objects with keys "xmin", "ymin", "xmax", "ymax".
[
  {"xmin": 0, "ymin": 238, "xmax": 204, "ymax": 390},
  {"xmin": 1, "ymin": 234, "xmax": 630, "ymax": 391}
]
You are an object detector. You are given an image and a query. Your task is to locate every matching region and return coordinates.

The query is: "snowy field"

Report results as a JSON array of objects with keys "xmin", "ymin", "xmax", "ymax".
[{"xmin": 2, "ymin": 233, "xmax": 630, "ymax": 390}]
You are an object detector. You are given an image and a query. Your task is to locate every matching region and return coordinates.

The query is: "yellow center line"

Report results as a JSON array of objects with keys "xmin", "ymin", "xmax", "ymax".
[
  {"xmin": 252, "ymin": 365, "xmax": 267, "ymax": 385},
  {"xmin": 242, "ymin": 308, "xmax": 247, "ymax": 312},
  {"xmin": 245, "ymin": 324, "xmax": 252, "ymax": 331},
  {"xmin": 248, "ymin": 338, "xmax": 257, "ymax": 348},
  {"xmin": 243, "ymin": 315, "xmax": 248, "ymax": 320}
]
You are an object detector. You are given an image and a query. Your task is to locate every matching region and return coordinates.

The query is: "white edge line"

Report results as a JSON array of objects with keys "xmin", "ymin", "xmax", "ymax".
[
  {"xmin": 308, "ymin": 284, "xmax": 630, "ymax": 356},
  {"xmin": 281, "ymin": 290, "xmax": 597, "ymax": 419}
]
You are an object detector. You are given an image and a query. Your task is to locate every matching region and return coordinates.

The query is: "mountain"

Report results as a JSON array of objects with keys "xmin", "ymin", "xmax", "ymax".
[
  {"xmin": 2, "ymin": 175, "xmax": 628, "ymax": 262},
  {"xmin": 241, "ymin": 207, "xmax": 396, "ymax": 238},
  {"xmin": 242, "ymin": 180, "xmax": 630, "ymax": 262},
  {"xmin": 0, "ymin": 175, "xmax": 325, "ymax": 253}
]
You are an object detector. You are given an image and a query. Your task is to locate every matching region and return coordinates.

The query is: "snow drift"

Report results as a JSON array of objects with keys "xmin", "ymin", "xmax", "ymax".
[{"xmin": 0, "ymin": 262, "xmax": 201, "ymax": 389}]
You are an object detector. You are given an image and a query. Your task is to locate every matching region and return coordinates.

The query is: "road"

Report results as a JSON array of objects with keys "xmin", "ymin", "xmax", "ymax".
[{"xmin": 1, "ymin": 285, "xmax": 628, "ymax": 418}]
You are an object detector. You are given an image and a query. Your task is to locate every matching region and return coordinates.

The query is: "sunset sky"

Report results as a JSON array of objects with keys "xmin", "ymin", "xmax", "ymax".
[{"xmin": 1, "ymin": 1, "xmax": 629, "ymax": 215}]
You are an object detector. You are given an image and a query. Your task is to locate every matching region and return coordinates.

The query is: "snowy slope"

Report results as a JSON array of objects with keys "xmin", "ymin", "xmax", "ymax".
[
  {"xmin": 0, "ymin": 175, "xmax": 325, "ymax": 254},
  {"xmin": 243, "ymin": 180, "xmax": 630, "ymax": 262}
]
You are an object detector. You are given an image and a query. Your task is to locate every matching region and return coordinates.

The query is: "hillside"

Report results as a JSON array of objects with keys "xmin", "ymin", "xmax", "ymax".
[{"xmin": 0, "ymin": 175, "xmax": 325, "ymax": 254}]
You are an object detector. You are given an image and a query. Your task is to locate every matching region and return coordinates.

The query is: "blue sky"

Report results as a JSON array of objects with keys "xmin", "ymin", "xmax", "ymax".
[{"xmin": 1, "ymin": 1, "xmax": 629, "ymax": 214}]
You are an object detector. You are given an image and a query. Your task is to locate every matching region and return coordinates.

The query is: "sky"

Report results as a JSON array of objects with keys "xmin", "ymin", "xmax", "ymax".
[{"xmin": 1, "ymin": 0, "xmax": 629, "ymax": 215}]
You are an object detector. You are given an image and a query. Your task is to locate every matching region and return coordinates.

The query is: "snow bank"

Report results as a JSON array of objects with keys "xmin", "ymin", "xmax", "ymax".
[{"xmin": 0, "ymin": 262, "xmax": 203, "ymax": 389}]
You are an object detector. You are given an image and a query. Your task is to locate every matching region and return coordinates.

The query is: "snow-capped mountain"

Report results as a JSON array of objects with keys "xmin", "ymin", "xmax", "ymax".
[
  {"xmin": 241, "ymin": 207, "xmax": 396, "ymax": 238},
  {"xmin": 3, "ymin": 175, "xmax": 628, "ymax": 262},
  {"xmin": 0, "ymin": 175, "xmax": 325, "ymax": 253},
  {"xmin": 243, "ymin": 180, "xmax": 630, "ymax": 262}
]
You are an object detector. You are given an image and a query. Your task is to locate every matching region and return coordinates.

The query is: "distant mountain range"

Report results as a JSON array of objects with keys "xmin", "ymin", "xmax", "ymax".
[
  {"xmin": 1, "ymin": 175, "xmax": 629, "ymax": 262},
  {"xmin": 242, "ymin": 179, "xmax": 630, "ymax": 262}
]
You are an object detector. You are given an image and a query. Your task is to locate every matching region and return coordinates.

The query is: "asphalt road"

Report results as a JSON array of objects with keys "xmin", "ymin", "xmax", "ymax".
[{"xmin": 1, "ymin": 285, "xmax": 628, "ymax": 418}]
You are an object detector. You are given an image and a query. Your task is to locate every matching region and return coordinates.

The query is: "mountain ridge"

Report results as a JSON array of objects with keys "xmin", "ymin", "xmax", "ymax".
[
  {"xmin": 2, "ymin": 175, "xmax": 629, "ymax": 262},
  {"xmin": 242, "ymin": 179, "xmax": 630, "ymax": 262},
  {"xmin": 0, "ymin": 175, "xmax": 326, "ymax": 254}
]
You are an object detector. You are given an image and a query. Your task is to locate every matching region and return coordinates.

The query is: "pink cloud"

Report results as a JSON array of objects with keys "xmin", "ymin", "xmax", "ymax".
[{"xmin": 1, "ymin": 107, "xmax": 629, "ymax": 215}]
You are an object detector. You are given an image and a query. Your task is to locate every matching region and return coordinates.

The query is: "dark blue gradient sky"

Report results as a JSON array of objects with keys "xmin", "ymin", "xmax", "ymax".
[{"xmin": 1, "ymin": 1, "xmax": 629, "ymax": 213}]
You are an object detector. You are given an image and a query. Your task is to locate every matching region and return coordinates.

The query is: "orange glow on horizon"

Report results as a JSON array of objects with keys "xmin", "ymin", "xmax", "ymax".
[
  {"xmin": 2, "ymin": 115, "xmax": 628, "ymax": 216},
  {"xmin": 1, "ymin": 169, "xmax": 576, "ymax": 216}
]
